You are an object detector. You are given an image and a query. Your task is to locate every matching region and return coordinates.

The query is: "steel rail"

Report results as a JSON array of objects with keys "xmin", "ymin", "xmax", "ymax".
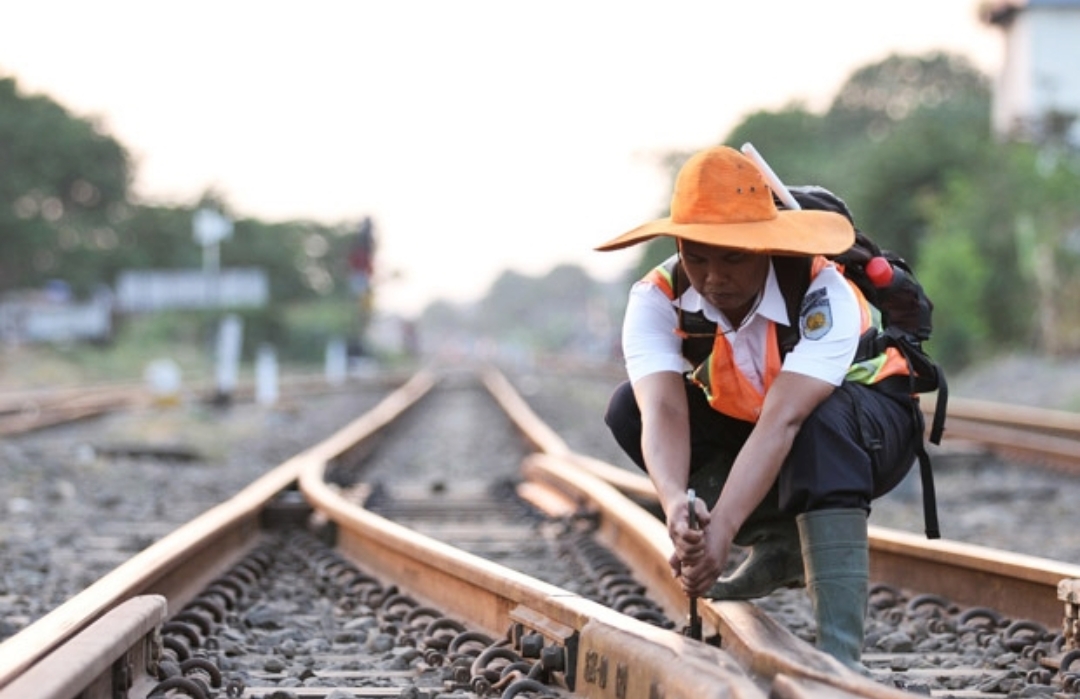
[
  {"xmin": 301, "ymin": 368, "xmax": 919, "ymax": 699},
  {"xmin": 0, "ymin": 596, "xmax": 168, "ymax": 699},
  {"xmin": 0, "ymin": 467, "xmax": 273, "ymax": 690},
  {"xmin": 517, "ymin": 453, "xmax": 923, "ymax": 699},
  {"xmin": 0, "ymin": 381, "xmax": 145, "ymax": 412},
  {"xmin": 936, "ymin": 395, "xmax": 1080, "ymax": 438},
  {"xmin": 0, "ymin": 384, "xmax": 145, "ymax": 435},
  {"xmin": 569, "ymin": 450, "xmax": 1080, "ymax": 622},
  {"xmin": 935, "ymin": 416, "xmax": 1080, "ymax": 473},
  {"xmin": 868, "ymin": 527, "xmax": 1080, "ymax": 628},
  {"xmin": 0, "ymin": 369, "xmax": 433, "ymax": 696}
]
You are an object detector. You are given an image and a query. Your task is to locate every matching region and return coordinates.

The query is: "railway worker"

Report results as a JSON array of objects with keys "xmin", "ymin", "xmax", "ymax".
[{"xmin": 596, "ymin": 145, "xmax": 920, "ymax": 671}]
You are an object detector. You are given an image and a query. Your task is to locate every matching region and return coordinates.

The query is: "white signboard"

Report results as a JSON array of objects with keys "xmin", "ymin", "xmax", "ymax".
[{"xmin": 193, "ymin": 208, "xmax": 233, "ymax": 246}]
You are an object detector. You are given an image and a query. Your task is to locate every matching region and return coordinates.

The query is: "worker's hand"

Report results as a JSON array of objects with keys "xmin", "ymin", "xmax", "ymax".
[
  {"xmin": 666, "ymin": 493, "xmax": 710, "ymax": 578},
  {"xmin": 677, "ymin": 518, "xmax": 732, "ymax": 598}
]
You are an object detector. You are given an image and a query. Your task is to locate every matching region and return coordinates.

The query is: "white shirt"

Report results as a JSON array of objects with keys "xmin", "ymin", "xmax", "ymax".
[{"xmin": 621, "ymin": 258, "xmax": 861, "ymax": 388}]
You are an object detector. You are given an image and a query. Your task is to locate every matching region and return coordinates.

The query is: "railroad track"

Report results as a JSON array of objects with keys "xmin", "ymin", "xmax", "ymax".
[
  {"xmin": 0, "ymin": 381, "xmax": 147, "ymax": 436},
  {"xmin": 925, "ymin": 396, "xmax": 1080, "ymax": 474},
  {"xmin": 1, "ymin": 368, "xmax": 1078, "ymax": 699},
  {"xmin": 0, "ymin": 371, "xmax": 411, "ymax": 437}
]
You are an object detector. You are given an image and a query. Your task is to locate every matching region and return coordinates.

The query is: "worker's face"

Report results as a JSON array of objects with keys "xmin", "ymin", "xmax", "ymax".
[{"xmin": 679, "ymin": 240, "xmax": 769, "ymax": 321}]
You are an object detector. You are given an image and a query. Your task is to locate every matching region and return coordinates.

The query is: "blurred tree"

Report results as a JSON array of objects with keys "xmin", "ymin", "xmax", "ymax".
[
  {"xmin": 228, "ymin": 217, "xmax": 337, "ymax": 303},
  {"xmin": 825, "ymin": 52, "xmax": 990, "ymax": 143},
  {"xmin": 0, "ymin": 76, "xmax": 132, "ymax": 293},
  {"xmin": 837, "ymin": 93, "xmax": 992, "ymax": 264},
  {"xmin": 915, "ymin": 172, "xmax": 996, "ymax": 369},
  {"xmin": 920, "ymin": 143, "xmax": 1080, "ymax": 365},
  {"xmin": 121, "ymin": 203, "xmax": 204, "ymax": 269}
]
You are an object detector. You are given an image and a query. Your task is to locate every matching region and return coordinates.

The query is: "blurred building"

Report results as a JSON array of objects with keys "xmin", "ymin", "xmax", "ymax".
[{"xmin": 984, "ymin": 0, "xmax": 1080, "ymax": 145}]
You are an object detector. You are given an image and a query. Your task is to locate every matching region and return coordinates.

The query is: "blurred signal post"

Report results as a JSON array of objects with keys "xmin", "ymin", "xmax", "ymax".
[{"xmin": 348, "ymin": 216, "xmax": 376, "ymax": 357}]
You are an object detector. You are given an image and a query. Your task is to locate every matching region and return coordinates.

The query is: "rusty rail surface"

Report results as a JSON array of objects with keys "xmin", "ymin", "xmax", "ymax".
[{"xmin": 0, "ymin": 383, "xmax": 145, "ymax": 436}]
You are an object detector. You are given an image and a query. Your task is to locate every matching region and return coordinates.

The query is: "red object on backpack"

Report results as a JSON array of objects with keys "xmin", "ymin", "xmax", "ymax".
[{"xmin": 866, "ymin": 257, "xmax": 894, "ymax": 287}]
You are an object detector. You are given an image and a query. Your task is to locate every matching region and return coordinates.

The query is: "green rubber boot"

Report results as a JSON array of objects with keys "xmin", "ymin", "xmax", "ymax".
[
  {"xmin": 703, "ymin": 518, "xmax": 805, "ymax": 600},
  {"xmin": 797, "ymin": 508, "xmax": 869, "ymax": 672}
]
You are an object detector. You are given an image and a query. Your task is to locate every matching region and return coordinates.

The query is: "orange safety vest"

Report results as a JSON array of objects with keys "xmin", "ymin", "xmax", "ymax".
[{"xmin": 644, "ymin": 255, "xmax": 910, "ymax": 423}]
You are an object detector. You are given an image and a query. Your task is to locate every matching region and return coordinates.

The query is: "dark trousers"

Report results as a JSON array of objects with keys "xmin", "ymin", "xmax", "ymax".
[{"xmin": 603, "ymin": 376, "xmax": 918, "ymax": 535}]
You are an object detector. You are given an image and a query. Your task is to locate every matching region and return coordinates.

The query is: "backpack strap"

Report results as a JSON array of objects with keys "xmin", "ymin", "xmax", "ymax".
[
  {"xmin": 915, "ymin": 425, "xmax": 942, "ymax": 538},
  {"xmin": 867, "ymin": 331, "xmax": 943, "ymax": 538},
  {"xmin": 669, "ymin": 260, "xmax": 717, "ymax": 366},
  {"xmin": 923, "ymin": 371, "xmax": 946, "ymax": 538},
  {"xmin": 887, "ymin": 330, "xmax": 946, "ymax": 539},
  {"xmin": 771, "ymin": 256, "xmax": 811, "ymax": 357},
  {"xmin": 886, "ymin": 329, "xmax": 948, "ymax": 445}
]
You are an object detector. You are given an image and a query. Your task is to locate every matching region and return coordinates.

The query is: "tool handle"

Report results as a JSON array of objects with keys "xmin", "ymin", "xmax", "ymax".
[
  {"xmin": 740, "ymin": 142, "xmax": 801, "ymax": 211},
  {"xmin": 687, "ymin": 488, "xmax": 698, "ymax": 530},
  {"xmin": 685, "ymin": 488, "xmax": 703, "ymax": 640}
]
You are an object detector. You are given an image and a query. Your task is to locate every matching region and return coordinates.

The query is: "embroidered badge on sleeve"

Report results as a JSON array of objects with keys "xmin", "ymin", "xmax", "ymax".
[{"xmin": 799, "ymin": 287, "xmax": 833, "ymax": 340}]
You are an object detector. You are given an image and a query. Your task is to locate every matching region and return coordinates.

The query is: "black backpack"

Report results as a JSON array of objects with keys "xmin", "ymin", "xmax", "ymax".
[{"xmin": 775, "ymin": 185, "xmax": 947, "ymax": 538}]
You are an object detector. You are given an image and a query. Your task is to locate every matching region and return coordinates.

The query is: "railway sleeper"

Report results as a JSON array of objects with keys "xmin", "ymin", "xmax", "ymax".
[
  {"xmin": 137, "ymin": 495, "xmax": 692, "ymax": 699},
  {"xmin": 138, "ymin": 529, "xmax": 587, "ymax": 699},
  {"xmin": 821, "ymin": 582, "xmax": 1080, "ymax": 697}
]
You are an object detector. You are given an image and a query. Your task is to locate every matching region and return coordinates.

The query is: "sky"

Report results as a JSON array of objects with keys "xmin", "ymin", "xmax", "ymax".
[{"xmin": 0, "ymin": 1, "xmax": 1004, "ymax": 318}]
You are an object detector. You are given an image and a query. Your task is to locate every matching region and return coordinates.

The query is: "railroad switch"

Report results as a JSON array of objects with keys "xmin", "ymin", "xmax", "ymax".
[{"xmin": 260, "ymin": 488, "xmax": 315, "ymax": 529}]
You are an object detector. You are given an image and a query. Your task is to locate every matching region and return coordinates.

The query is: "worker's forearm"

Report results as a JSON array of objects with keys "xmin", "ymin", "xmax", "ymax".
[
  {"xmin": 711, "ymin": 423, "xmax": 797, "ymax": 536},
  {"xmin": 641, "ymin": 421, "xmax": 691, "ymax": 517}
]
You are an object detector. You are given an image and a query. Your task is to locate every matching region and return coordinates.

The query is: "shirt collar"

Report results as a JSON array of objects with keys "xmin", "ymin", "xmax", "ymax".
[{"xmin": 678, "ymin": 260, "xmax": 790, "ymax": 329}]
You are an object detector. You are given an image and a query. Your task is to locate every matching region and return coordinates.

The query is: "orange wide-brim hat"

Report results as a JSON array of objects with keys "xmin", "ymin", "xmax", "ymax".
[{"xmin": 595, "ymin": 146, "xmax": 854, "ymax": 255}]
